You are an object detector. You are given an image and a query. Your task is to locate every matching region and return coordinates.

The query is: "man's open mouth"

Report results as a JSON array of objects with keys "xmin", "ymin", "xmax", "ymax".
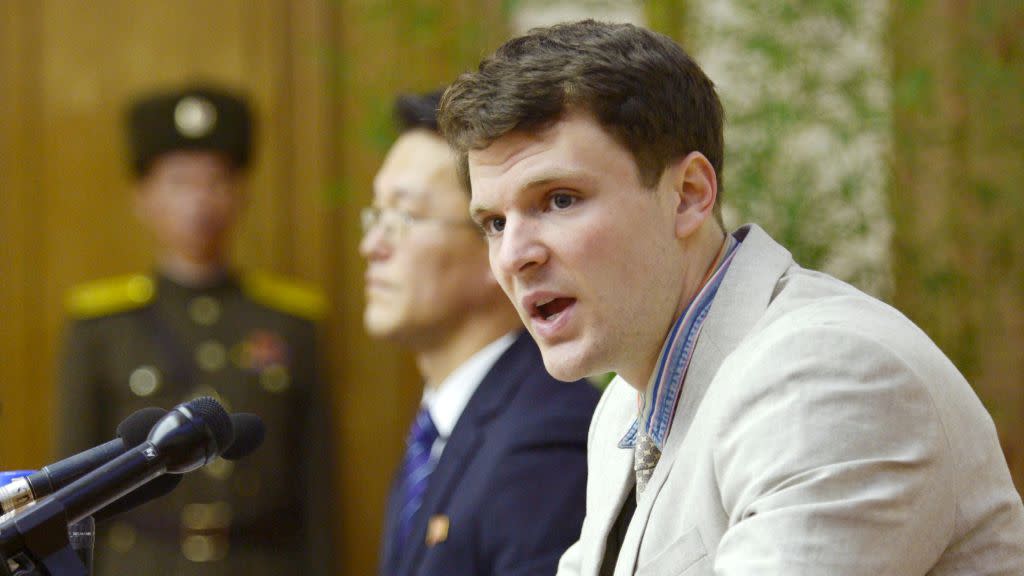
[{"xmin": 534, "ymin": 297, "xmax": 575, "ymax": 321}]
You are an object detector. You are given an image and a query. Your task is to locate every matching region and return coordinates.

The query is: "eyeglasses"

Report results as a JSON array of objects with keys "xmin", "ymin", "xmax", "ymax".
[{"xmin": 360, "ymin": 206, "xmax": 477, "ymax": 240}]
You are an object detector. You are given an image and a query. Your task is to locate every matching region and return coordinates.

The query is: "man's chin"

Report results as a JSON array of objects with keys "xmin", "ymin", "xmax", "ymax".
[
  {"xmin": 174, "ymin": 243, "xmax": 224, "ymax": 264},
  {"xmin": 363, "ymin": 312, "xmax": 398, "ymax": 340},
  {"xmin": 538, "ymin": 344, "xmax": 596, "ymax": 383}
]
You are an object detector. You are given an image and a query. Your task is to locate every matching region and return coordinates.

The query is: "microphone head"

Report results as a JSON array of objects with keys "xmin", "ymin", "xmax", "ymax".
[
  {"xmin": 223, "ymin": 413, "xmax": 265, "ymax": 460},
  {"xmin": 116, "ymin": 407, "xmax": 168, "ymax": 447},
  {"xmin": 148, "ymin": 396, "xmax": 234, "ymax": 473},
  {"xmin": 180, "ymin": 396, "xmax": 234, "ymax": 455}
]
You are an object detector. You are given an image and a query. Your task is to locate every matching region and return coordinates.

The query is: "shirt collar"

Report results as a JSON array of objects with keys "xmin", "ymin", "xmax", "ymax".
[
  {"xmin": 421, "ymin": 331, "xmax": 519, "ymax": 439},
  {"xmin": 619, "ymin": 233, "xmax": 741, "ymax": 450}
]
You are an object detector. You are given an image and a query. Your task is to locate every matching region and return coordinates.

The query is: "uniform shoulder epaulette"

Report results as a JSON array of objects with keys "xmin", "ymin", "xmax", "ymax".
[
  {"xmin": 243, "ymin": 272, "xmax": 327, "ymax": 322},
  {"xmin": 65, "ymin": 274, "xmax": 155, "ymax": 319}
]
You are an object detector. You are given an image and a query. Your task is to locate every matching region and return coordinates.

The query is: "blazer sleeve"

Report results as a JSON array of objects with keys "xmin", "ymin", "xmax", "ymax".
[{"xmin": 710, "ymin": 323, "xmax": 956, "ymax": 575}]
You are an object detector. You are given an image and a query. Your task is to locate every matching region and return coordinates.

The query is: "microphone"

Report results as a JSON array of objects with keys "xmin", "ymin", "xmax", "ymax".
[
  {"xmin": 94, "ymin": 412, "xmax": 264, "ymax": 524},
  {"xmin": 222, "ymin": 413, "xmax": 265, "ymax": 460},
  {"xmin": 0, "ymin": 407, "xmax": 167, "ymax": 514},
  {"xmin": 47, "ymin": 396, "xmax": 233, "ymax": 525},
  {"xmin": 0, "ymin": 398, "xmax": 234, "ymax": 574},
  {"xmin": 93, "ymin": 474, "xmax": 182, "ymax": 524}
]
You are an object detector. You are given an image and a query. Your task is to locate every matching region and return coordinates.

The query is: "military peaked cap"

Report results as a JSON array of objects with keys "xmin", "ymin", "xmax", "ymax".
[{"xmin": 126, "ymin": 84, "xmax": 253, "ymax": 176}]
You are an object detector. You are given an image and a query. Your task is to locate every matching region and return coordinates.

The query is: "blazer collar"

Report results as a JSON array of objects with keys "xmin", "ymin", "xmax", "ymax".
[
  {"xmin": 395, "ymin": 330, "xmax": 535, "ymax": 575},
  {"xmin": 614, "ymin": 224, "xmax": 795, "ymax": 575}
]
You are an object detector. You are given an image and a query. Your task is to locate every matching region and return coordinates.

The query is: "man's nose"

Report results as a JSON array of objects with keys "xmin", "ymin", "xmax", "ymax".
[
  {"xmin": 493, "ymin": 216, "xmax": 548, "ymax": 277},
  {"xmin": 359, "ymin": 222, "xmax": 391, "ymax": 260}
]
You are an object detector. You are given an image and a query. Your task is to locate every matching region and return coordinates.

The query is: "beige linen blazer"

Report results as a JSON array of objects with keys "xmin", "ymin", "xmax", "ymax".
[{"xmin": 558, "ymin": 224, "xmax": 1024, "ymax": 576}]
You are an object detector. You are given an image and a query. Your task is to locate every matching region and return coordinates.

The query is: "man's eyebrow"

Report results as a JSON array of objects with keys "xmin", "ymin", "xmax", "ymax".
[
  {"xmin": 469, "ymin": 204, "xmax": 493, "ymax": 221},
  {"xmin": 469, "ymin": 169, "xmax": 591, "ymax": 220},
  {"xmin": 522, "ymin": 170, "xmax": 588, "ymax": 191},
  {"xmin": 374, "ymin": 186, "xmax": 425, "ymax": 209}
]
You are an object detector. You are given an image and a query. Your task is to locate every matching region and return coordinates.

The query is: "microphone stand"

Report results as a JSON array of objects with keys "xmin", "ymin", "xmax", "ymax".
[{"xmin": 0, "ymin": 496, "xmax": 88, "ymax": 576}]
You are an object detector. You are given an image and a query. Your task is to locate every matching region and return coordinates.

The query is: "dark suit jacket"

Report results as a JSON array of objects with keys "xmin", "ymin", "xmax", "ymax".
[
  {"xmin": 58, "ymin": 272, "xmax": 334, "ymax": 576},
  {"xmin": 380, "ymin": 330, "xmax": 601, "ymax": 576}
]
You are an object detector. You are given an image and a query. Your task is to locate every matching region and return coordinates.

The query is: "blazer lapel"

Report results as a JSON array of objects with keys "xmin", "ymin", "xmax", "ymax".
[
  {"xmin": 380, "ymin": 472, "xmax": 405, "ymax": 575},
  {"xmin": 580, "ymin": 379, "xmax": 641, "ymax": 575},
  {"xmin": 614, "ymin": 224, "xmax": 795, "ymax": 575},
  {"xmin": 394, "ymin": 331, "xmax": 533, "ymax": 576}
]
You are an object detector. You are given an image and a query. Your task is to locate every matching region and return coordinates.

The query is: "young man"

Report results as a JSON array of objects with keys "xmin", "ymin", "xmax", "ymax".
[
  {"xmin": 439, "ymin": 20, "xmax": 1024, "ymax": 575},
  {"xmin": 362, "ymin": 90, "xmax": 600, "ymax": 576},
  {"xmin": 59, "ymin": 85, "xmax": 334, "ymax": 575}
]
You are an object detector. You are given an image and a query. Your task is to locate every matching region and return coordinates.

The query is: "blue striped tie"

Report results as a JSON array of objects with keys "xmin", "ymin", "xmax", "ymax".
[{"xmin": 396, "ymin": 408, "xmax": 440, "ymax": 550}]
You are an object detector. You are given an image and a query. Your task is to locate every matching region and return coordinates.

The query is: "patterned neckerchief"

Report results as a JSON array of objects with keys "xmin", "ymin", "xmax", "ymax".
[{"xmin": 619, "ymin": 233, "xmax": 741, "ymax": 451}]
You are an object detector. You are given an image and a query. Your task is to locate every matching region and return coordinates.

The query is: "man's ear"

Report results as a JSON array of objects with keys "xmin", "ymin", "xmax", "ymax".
[{"xmin": 669, "ymin": 151, "xmax": 718, "ymax": 239}]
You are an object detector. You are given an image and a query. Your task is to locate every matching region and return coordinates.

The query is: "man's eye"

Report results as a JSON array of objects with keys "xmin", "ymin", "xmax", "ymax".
[
  {"xmin": 550, "ymin": 193, "xmax": 576, "ymax": 210},
  {"xmin": 482, "ymin": 217, "xmax": 506, "ymax": 236}
]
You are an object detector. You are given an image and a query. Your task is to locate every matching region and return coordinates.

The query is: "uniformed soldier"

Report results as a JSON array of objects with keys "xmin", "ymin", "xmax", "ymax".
[{"xmin": 57, "ymin": 85, "xmax": 335, "ymax": 575}]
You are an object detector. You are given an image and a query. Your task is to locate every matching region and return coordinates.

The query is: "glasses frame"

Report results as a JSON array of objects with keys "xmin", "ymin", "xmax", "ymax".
[{"xmin": 360, "ymin": 206, "xmax": 477, "ymax": 241}]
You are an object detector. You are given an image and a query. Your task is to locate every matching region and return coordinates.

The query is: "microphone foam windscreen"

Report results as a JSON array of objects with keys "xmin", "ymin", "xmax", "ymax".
[
  {"xmin": 185, "ymin": 397, "xmax": 233, "ymax": 455},
  {"xmin": 116, "ymin": 407, "xmax": 168, "ymax": 447},
  {"xmin": 223, "ymin": 413, "xmax": 266, "ymax": 460}
]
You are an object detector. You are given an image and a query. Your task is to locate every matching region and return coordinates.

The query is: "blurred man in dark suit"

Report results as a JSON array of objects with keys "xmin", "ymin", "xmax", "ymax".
[
  {"xmin": 362, "ymin": 90, "xmax": 600, "ymax": 576},
  {"xmin": 58, "ymin": 83, "xmax": 334, "ymax": 575}
]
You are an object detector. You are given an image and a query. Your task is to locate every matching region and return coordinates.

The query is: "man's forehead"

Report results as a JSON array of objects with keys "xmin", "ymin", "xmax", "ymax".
[
  {"xmin": 149, "ymin": 149, "xmax": 234, "ymax": 172},
  {"xmin": 377, "ymin": 132, "xmax": 455, "ymax": 186},
  {"xmin": 467, "ymin": 121, "xmax": 562, "ymax": 176},
  {"xmin": 375, "ymin": 151, "xmax": 468, "ymax": 216},
  {"xmin": 389, "ymin": 129, "xmax": 453, "ymax": 163},
  {"xmin": 469, "ymin": 136, "xmax": 561, "ymax": 210},
  {"xmin": 371, "ymin": 183, "xmax": 414, "ymax": 204},
  {"xmin": 468, "ymin": 114, "xmax": 617, "ymax": 211},
  {"xmin": 469, "ymin": 109, "xmax": 617, "ymax": 174}
]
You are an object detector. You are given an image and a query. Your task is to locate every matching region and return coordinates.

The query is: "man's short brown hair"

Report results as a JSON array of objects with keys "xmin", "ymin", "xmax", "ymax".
[{"xmin": 439, "ymin": 19, "xmax": 725, "ymax": 217}]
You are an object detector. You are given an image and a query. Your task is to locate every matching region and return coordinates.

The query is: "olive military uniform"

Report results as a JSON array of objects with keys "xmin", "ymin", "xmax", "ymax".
[
  {"xmin": 56, "ymin": 85, "xmax": 334, "ymax": 575},
  {"xmin": 58, "ymin": 271, "xmax": 333, "ymax": 575}
]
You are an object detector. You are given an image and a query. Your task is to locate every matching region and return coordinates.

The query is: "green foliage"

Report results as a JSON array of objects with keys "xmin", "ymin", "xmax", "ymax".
[
  {"xmin": 692, "ymin": 0, "xmax": 891, "ymax": 295},
  {"xmin": 894, "ymin": 67, "xmax": 933, "ymax": 113},
  {"xmin": 588, "ymin": 372, "xmax": 616, "ymax": 390},
  {"xmin": 502, "ymin": 0, "xmax": 523, "ymax": 17}
]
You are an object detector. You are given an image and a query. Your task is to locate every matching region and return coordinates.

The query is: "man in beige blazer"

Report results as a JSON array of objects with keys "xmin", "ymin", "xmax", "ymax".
[{"xmin": 438, "ymin": 19, "xmax": 1024, "ymax": 576}]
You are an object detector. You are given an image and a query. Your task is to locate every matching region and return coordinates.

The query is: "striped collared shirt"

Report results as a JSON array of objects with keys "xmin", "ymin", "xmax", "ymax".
[{"xmin": 619, "ymin": 233, "xmax": 741, "ymax": 451}]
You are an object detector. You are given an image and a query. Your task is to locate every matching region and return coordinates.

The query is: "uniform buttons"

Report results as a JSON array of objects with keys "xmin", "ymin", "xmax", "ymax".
[
  {"xmin": 188, "ymin": 296, "xmax": 221, "ymax": 326},
  {"xmin": 196, "ymin": 340, "xmax": 227, "ymax": 372},
  {"xmin": 203, "ymin": 458, "xmax": 235, "ymax": 480},
  {"xmin": 182, "ymin": 534, "xmax": 228, "ymax": 563},
  {"xmin": 259, "ymin": 364, "xmax": 290, "ymax": 393},
  {"xmin": 181, "ymin": 501, "xmax": 232, "ymax": 562},
  {"xmin": 128, "ymin": 366, "xmax": 161, "ymax": 397},
  {"xmin": 181, "ymin": 501, "xmax": 233, "ymax": 531}
]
